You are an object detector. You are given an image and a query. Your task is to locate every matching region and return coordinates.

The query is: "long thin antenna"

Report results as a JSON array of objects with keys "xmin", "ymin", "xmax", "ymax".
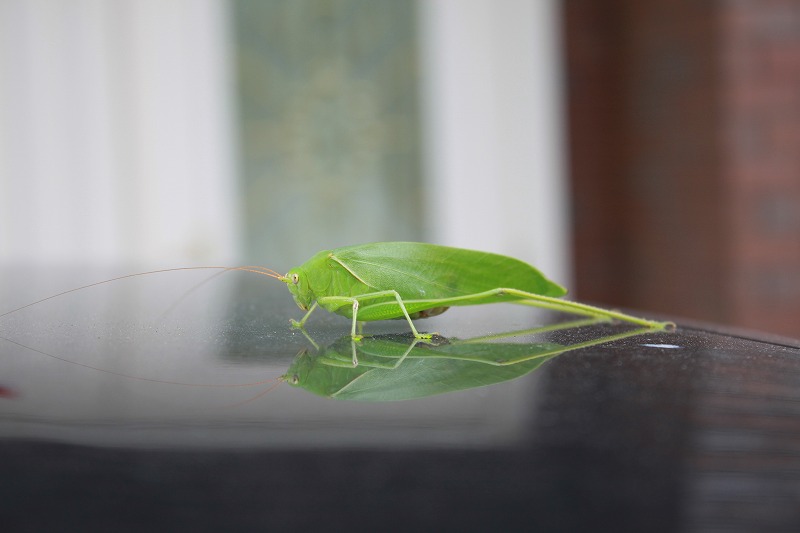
[
  {"xmin": 0, "ymin": 265, "xmax": 290, "ymax": 395},
  {"xmin": 0, "ymin": 266, "xmax": 285, "ymax": 320}
]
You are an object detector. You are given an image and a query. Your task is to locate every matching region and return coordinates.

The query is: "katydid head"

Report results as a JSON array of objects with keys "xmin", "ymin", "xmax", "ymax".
[
  {"xmin": 279, "ymin": 348, "xmax": 310, "ymax": 386},
  {"xmin": 284, "ymin": 267, "xmax": 314, "ymax": 311}
]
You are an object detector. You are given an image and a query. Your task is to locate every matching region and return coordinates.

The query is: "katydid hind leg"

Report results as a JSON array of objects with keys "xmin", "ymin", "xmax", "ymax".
[
  {"xmin": 356, "ymin": 290, "xmax": 434, "ymax": 340},
  {"xmin": 381, "ymin": 290, "xmax": 434, "ymax": 340},
  {"xmin": 500, "ymin": 288, "xmax": 671, "ymax": 328},
  {"xmin": 392, "ymin": 287, "xmax": 670, "ymax": 329}
]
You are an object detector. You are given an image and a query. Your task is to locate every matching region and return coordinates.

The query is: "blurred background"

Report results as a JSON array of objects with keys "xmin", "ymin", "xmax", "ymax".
[{"xmin": 0, "ymin": 0, "xmax": 797, "ymax": 338}]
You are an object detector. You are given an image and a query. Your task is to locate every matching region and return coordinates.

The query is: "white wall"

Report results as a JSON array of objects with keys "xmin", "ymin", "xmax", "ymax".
[
  {"xmin": 0, "ymin": 0, "xmax": 240, "ymax": 266},
  {"xmin": 418, "ymin": 0, "xmax": 571, "ymax": 284}
]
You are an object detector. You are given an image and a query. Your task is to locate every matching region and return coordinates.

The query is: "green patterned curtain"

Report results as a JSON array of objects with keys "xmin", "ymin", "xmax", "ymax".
[{"xmin": 234, "ymin": 0, "xmax": 424, "ymax": 266}]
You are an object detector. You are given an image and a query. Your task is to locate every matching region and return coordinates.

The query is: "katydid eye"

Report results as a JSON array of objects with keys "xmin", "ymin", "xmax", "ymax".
[
  {"xmin": 291, "ymin": 374, "xmax": 299, "ymax": 385},
  {"xmin": 291, "ymin": 273, "xmax": 299, "ymax": 285}
]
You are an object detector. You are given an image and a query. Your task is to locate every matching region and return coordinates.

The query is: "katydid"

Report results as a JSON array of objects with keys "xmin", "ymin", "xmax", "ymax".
[
  {"xmin": 285, "ymin": 322, "xmax": 657, "ymax": 401},
  {"xmin": 279, "ymin": 242, "xmax": 671, "ymax": 339},
  {"xmin": 0, "ymin": 242, "xmax": 671, "ymax": 345}
]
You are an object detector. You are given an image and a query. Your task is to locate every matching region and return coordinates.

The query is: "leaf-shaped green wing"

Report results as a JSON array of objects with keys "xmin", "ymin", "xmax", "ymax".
[{"xmin": 331, "ymin": 242, "xmax": 566, "ymax": 300}]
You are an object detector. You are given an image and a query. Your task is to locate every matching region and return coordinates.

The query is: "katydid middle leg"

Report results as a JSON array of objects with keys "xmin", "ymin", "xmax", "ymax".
[{"xmin": 318, "ymin": 290, "xmax": 434, "ymax": 340}]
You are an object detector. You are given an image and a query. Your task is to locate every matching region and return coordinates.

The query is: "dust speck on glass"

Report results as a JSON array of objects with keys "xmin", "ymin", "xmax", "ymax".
[{"xmin": 234, "ymin": 0, "xmax": 424, "ymax": 267}]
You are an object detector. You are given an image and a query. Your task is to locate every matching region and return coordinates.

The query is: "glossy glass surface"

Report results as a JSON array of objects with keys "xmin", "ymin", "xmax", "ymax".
[{"xmin": 1, "ymin": 267, "xmax": 798, "ymax": 530}]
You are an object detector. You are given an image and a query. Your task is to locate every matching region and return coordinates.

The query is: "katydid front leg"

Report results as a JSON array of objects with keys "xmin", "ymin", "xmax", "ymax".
[
  {"xmin": 294, "ymin": 298, "xmax": 366, "ymax": 341},
  {"xmin": 290, "ymin": 301, "xmax": 319, "ymax": 330}
]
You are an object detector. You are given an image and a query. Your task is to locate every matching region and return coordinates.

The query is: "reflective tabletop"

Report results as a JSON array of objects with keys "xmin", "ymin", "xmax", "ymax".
[{"xmin": 1, "ymin": 267, "xmax": 799, "ymax": 531}]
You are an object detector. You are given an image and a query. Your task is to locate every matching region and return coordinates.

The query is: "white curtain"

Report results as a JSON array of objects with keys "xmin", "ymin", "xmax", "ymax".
[{"xmin": 0, "ymin": 0, "xmax": 240, "ymax": 266}]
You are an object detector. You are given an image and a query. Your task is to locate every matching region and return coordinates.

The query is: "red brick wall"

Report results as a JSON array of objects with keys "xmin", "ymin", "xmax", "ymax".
[
  {"xmin": 721, "ymin": 1, "xmax": 800, "ymax": 335},
  {"xmin": 565, "ymin": 1, "xmax": 800, "ymax": 337}
]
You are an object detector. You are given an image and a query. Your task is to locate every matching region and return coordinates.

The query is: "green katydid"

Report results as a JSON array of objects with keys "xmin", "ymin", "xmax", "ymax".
[
  {"xmin": 286, "ymin": 320, "xmax": 656, "ymax": 401},
  {"xmin": 285, "ymin": 334, "xmax": 566, "ymax": 402},
  {"xmin": 0, "ymin": 242, "xmax": 670, "ymax": 404},
  {"xmin": 276, "ymin": 242, "xmax": 671, "ymax": 339},
  {"xmin": 0, "ymin": 242, "xmax": 670, "ymax": 346}
]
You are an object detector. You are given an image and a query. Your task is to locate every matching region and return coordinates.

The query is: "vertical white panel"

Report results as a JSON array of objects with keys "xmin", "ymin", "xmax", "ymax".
[
  {"xmin": 418, "ymin": 0, "xmax": 570, "ymax": 284},
  {"xmin": 0, "ymin": 0, "xmax": 239, "ymax": 265}
]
